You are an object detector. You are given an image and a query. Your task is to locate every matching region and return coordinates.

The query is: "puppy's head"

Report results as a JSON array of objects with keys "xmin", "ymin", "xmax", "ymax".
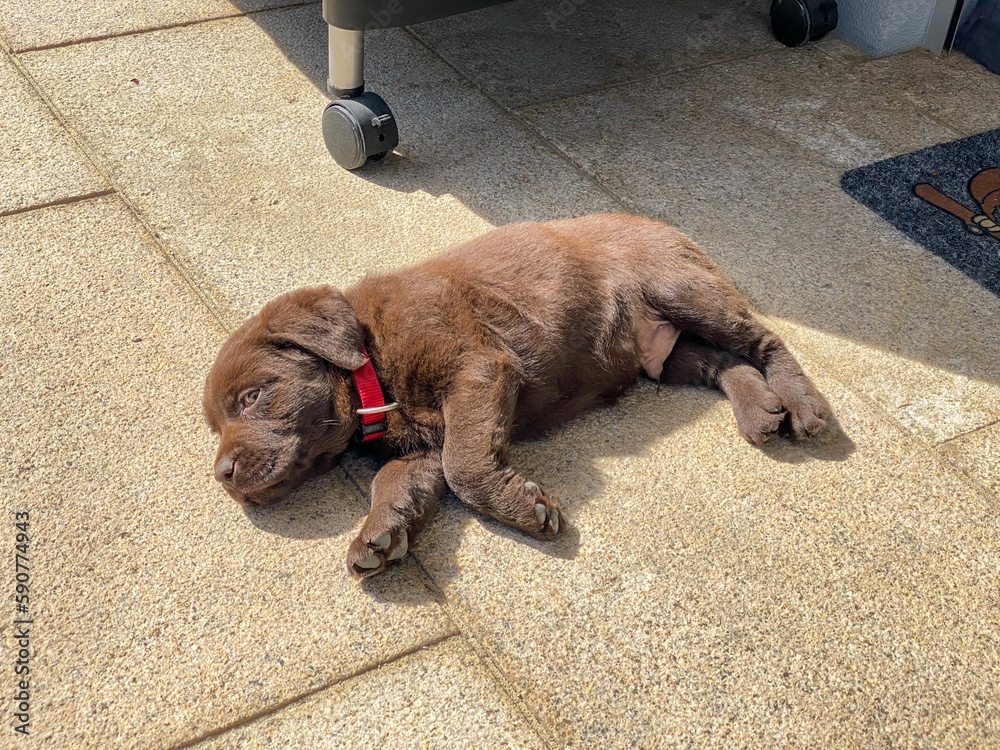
[{"xmin": 203, "ymin": 286, "xmax": 367, "ymax": 506}]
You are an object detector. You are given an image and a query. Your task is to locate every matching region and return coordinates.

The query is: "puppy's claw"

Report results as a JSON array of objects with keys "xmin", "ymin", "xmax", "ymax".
[
  {"xmin": 548, "ymin": 507, "xmax": 560, "ymax": 534},
  {"xmin": 525, "ymin": 481, "xmax": 540, "ymax": 493},
  {"xmin": 757, "ymin": 429, "xmax": 777, "ymax": 445},
  {"xmin": 386, "ymin": 530, "xmax": 408, "ymax": 561},
  {"xmin": 535, "ymin": 503, "xmax": 547, "ymax": 526},
  {"xmin": 355, "ymin": 553, "xmax": 381, "ymax": 570},
  {"xmin": 371, "ymin": 531, "xmax": 391, "ymax": 550}
]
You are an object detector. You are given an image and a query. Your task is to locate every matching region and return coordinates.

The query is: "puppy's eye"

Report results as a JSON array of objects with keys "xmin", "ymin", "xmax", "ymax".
[{"xmin": 241, "ymin": 389, "xmax": 261, "ymax": 408}]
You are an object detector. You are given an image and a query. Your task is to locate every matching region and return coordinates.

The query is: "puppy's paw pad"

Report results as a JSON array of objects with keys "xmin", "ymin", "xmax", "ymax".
[
  {"xmin": 346, "ymin": 528, "xmax": 409, "ymax": 580},
  {"xmin": 354, "ymin": 553, "xmax": 381, "ymax": 570},
  {"xmin": 524, "ymin": 481, "xmax": 562, "ymax": 538}
]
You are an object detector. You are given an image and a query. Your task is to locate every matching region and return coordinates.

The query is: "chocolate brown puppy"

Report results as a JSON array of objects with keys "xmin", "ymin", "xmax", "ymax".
[{"xmin": 203, "ymin": 214, "xmax": 830, "ymax": 578}]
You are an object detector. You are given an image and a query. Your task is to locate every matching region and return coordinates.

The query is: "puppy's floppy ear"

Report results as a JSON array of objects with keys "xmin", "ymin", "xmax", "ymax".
[{"xmin": 262, "ymin": 285, "xmax": 367, "ymax": 371}]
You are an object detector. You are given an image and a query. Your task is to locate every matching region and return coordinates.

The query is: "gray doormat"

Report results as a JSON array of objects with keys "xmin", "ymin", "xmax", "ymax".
[{"xmin": 841, "ymin": 128, "xmax": 1000, "ymax": 298}]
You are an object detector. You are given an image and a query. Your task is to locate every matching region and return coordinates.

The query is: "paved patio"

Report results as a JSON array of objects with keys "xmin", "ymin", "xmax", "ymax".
[{"xmin": 2, "ymin": 1, "xmax": 998, "ymax": 747}]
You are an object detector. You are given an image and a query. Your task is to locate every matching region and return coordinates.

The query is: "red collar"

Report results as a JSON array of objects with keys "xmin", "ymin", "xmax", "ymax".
[{"xmin": 351, "ymin": 346, "xmax": 398, "ymax": 442}]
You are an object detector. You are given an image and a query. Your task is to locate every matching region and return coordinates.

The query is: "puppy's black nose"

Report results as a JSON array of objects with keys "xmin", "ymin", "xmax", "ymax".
[{"xmin": 214, "ymin": 455, "xmax": 237, "ymax": 484}]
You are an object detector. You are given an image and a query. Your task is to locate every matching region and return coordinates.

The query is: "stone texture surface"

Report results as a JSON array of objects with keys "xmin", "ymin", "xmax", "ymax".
[
  {"xmin": 19, "ymin": 7, "xmax": 619, "ymax": 327},
  {"xmin": 196, "ymin": 637, "xmax": 548, "ymax": 749},
  {"xmin": 345, "ymin": 372, "xmax": 1000, "ymax": 748},
  {"xmin": 413, "ymin": 0, "xmax": 781, "ymax": 108},
  {"xmin": 0, "ymin": 0, "xmax": 301, "ymax": 51},
  {"xmin": 0, "ymin": 51, "xmax": 106, "ymax": 214},
  {"xmin": 518, "ymin": 46, "xmax": 1000, "ymax": 443},
  {"xmin": 0, "ymin": 197, "xmax": 454, "ymax": 749},
  {"xmin": 939, "ymin": 422, "xmax": 1000, "ymax": 498},
  {"xmin": 847, "ymin": 48, "xmax": 1000, "ymax": 137}
]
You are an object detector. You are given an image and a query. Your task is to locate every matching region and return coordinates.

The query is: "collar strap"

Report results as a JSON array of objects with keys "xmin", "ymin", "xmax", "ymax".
[{"xmin": 351, "ymin": 346, "xmax": 399, "ymax": 442}]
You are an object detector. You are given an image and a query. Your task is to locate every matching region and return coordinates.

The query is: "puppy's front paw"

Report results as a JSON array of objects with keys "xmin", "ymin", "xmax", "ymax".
[
  {"xmin": 346, "ymin": 526, "xmax": 409, "ymax": 580},
  {"xmin": 524, "ymin": 481, "xmax": 563, "ymax": 539}
]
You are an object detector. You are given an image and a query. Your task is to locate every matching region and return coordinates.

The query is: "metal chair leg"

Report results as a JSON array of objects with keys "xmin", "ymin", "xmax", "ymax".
[{"xmin": 328, "ymin": 26, "xmax": 365, "ymax": 97}]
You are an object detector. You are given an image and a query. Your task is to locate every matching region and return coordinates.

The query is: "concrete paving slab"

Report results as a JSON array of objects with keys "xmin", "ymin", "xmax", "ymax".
[
  {"xmin": 516, "ymin": 48, "xmax": 1000, "ymax": 443},
  {"xmin": 521, "ymin": 45, "xmax": 955, "ymax": 175},
  {"xmin": 0, "ymin": 196, "xmax": 454, "ymax": 749},
  {"xmin": 844, "ymin": 48, "xmax": 1000, "ymax": 138},
  {"xmin": 0, "ymin": 52, "xmax": 106, "ymax": 215},
  {"xmin": 20, "ymin": 6, "xmax": 619, "ymax": 326},
  {"xmin": 197, "ymin": 637, "xmax": 547, "ymax": 749},
  {"xmin": 939, "ymin": 422, "xmax": 1000, "ymax": 498},
  {"xmin": 0, "ymin": 0, "xmax": 303, "ymax": 52},
  {"xmin": 817, "ymin": 34, "xmax": 874, "ymax": 65},
  {"xmin": 412, "ymin": 0, "xmax": 780, "ymax": 108},
  {"xmin": 345, "ymin": 372, "xmax": 1000, "ymax": 748}
]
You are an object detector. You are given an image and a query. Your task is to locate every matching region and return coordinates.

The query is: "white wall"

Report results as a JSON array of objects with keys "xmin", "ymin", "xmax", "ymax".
[{"xmin": 835, "ymin": 0, "xmax": 938, "ymax": 57}]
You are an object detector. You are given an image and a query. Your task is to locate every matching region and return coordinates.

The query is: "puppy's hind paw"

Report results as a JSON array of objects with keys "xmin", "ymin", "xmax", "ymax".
[
  {"xmin": 778, "ymin": 378, "xmax": 831, "ymax": 440},
  {"xmin": 724, "ymin": 366, "xmax": 786, "ymax": 445},
  {"xmin": 735, "ymin": 392, "xmax": 786, "ymax": 445}
]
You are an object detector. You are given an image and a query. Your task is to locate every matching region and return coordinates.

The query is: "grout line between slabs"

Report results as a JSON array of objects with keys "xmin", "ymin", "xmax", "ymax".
[
  {"xmin": 0, "ymin": 189, "xmax": 117, "ymax": 219},
  {"xmin": 337, "ymin": 464, "xmax": 561, "ymax": 750},
  {"xmin": 839, "ymin": 47, "xmax": 986, "ymax": 139},
  {"xmin": 5, "ymin": 45, "xmax": 235, "ymax": 335},
  {"xmin": 169, "ymin": 631, "xmax": 462, "ymax": 749},
  {"xmin": 789, "ymin": 345, "xmax": 1000, "ymax": 509},
  {"xmin": 9, "ymin": 1, "xmax": 320, "ymax": 53},
  {"xmin": 424, "ymin": 574, "xmax": 562, "ymax": 750},
  {"xmin": 935, "ymin": 417, "xmax": 1000, "ymax": 447},
  {"xmin": 401, "ymin": 25, "xmax": 631, "ymax": 218}
]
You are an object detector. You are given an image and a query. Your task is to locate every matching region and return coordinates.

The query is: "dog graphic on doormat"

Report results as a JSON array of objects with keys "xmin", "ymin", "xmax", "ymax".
[
  {"xmin": 914, "ymin": 167, "xmax": 1000, "ymax": 242},
  {"xmin": 841, "ymin": 128, "xmax": 1000, "ymax": 298}
]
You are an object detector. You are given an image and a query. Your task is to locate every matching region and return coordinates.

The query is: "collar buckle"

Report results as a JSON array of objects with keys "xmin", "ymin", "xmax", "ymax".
[
  {"xmin": 351, "ymin": 346, "xmax": 395, "ymax": 443},
  {"xmin": 356, "ymin": 403, "xmax": 400, "ymax": 416}
]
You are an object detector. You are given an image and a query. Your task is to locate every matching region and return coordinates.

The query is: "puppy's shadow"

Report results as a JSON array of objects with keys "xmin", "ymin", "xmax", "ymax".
[
  {"xmin": 430, "ymin": 492, "xmax": 583, "ymax": 562},
  {"xmin": 356, "ymin": 563, "xmax": 446, "ymax": 605},
  {"xmin": 759, "ymin": 414, "xmax": 855, "ymax": 464},
  {"xmin": 241, "ymin": 471, "xmax": 363, "ymax": 540}
]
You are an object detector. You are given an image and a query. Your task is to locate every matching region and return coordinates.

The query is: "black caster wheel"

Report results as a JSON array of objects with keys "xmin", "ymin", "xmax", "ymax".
[
  {"xmin": 322, "ymin": 91, "xmax": 399, "ymax": 170},
  {"xmin": 770, "ymin": 0, "xmax": 838, "ymax": 47}
]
